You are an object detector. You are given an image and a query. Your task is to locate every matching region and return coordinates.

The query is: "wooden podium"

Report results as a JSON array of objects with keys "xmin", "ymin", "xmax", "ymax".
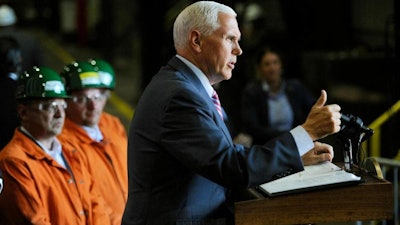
[{"xmin": 234, "ymin": 171, "xmax": 393, "ymax": 225}]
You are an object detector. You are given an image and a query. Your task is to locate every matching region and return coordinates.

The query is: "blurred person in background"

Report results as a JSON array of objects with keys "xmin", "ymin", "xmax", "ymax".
[
  {"xmin": 241, "ymin": 46, "xmax": 315, "ymax": 145},
  {"xmin": 0, "ymin": 4, "xmax": 46, "ymax": 72},
  {"xmin": 0, "ymin": 66, "xmax": 112, "ymax": 225},
  {"xmin": 0, "ymin": 35, "xmax": 22, "ymax": 150},
  {"xmin": 59, "ymin": 59, "xmax": 127, "ymax": 225}
]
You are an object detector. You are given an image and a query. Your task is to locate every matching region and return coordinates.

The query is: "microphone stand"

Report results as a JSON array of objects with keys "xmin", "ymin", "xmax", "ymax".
[
  {"xmin": 339, "ymin": 114, "xmax": 374, "ymax": 172},
  {"xmin": 343, "ymin": 138, "xmax": 353, "ymax": 171}
]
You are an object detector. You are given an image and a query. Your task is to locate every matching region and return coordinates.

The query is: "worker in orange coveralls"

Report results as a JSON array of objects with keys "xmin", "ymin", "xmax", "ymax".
[
  {"xmin": 58, "ymin": 59, "xmax": 128, "ymax": 225},
  {"xmin": 0, "ymin": 66, "xmax": 112, "ymax": 225}
]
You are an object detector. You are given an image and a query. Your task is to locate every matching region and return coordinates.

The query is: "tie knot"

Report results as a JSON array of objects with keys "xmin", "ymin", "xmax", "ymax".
[{"xmin": 212, "ymin": 90, "xmax": 219, "ymax": 100}]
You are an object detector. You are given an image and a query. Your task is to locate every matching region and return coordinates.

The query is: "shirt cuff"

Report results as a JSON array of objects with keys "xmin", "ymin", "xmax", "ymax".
[{"xmin": 290, "ymin": 126, "xmax": 314, "ymax": 156}]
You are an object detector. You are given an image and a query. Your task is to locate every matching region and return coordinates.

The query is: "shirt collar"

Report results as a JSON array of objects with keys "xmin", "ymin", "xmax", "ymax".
[
  {"xmin": 261, "ymin": 81, "xmax": 270, "ymax": 92},
  {"xmin": 261, "ymin": 80, "xmax": 287, "ymax": 96},
  {"xmin": 82, "ymin": 125, "xmax": 103, "ymax": 142},
  {"xmin": 20, "ymin": 126, "xmax": 61, "ymax": 154},
  {"xmin": 176, "ymin": 55, "xmax": 214, "ymax": 97}
]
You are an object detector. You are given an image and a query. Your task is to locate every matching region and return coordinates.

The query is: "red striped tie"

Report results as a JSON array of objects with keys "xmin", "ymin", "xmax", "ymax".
[{"xmin": 212, "ymin": 90, "xmax": 223, "ymax": 120}]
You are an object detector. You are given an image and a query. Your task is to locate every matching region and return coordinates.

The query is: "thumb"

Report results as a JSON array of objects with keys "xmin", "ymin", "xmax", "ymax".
[{"xmin": 313, "ymin": 89, "xmax": 327, "ymax": 108}]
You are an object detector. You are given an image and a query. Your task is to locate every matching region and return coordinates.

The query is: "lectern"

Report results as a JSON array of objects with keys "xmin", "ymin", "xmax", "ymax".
[{"xmin": 234, "ymin": 171, "xmax": 393, "ymax": 225}]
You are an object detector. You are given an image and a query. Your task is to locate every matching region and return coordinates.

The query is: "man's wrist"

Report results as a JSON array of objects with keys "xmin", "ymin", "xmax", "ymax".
[{"xmin": 290, "ymin": 126, "xmax": 314, "ymax": 156}]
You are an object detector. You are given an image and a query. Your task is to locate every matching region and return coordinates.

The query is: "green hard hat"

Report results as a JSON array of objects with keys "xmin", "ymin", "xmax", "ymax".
[
  {"xmin": 88, "ymin": 58, "xmax": 116, "ymax": 89},
  {"xmin": 60, "ymin": 61, "xmax": 107, "ymax": 93},
  {"xmin": 16, "ymin": 66, "xmax": 69, "ymax": 99}
]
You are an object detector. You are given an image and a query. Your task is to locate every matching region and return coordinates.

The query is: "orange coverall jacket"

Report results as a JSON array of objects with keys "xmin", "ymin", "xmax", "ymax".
[
  {"xmin": 0, "ymin": 128, "xmax": 112, "ymax": 225},
  {"xmin": 59, "ymin": 112, "xmax": 128, "ymax": 225}
]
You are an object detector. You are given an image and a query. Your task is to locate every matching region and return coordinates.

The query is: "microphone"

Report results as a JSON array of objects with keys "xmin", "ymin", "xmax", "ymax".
[{"xmin": 340, "ymin": 113, "xmax": 374, "ymax": 142}]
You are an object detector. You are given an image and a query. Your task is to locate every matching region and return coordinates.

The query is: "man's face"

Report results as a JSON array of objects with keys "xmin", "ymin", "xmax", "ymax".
[
  {"xmin": 201, "ymin": 12, "xmax": 242, "ymax": 84},
  {"xmin": 66, "ymin": 88, "xmax": 109, "ymax": 127},
  {"xmin": 20, "ymin": 98, "xmax": 67, "ymax": 140}
]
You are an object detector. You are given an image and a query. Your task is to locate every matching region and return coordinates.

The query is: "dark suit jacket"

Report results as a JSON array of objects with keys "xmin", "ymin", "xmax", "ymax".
[
  {"xmin": 241, "ymin": 79, "xmax": 315, "ymax": 145},
  {"xmin": 122, "ymin": 56, "xmax": 304, "ymax": 225},
  {"xmin": 0, "ymin": 76, "xmax": 19, "ymax": 150}
]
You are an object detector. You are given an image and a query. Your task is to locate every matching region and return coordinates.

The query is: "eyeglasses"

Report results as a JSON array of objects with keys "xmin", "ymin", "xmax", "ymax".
[
  {"xmin": 71, "ymin": 93, "xmax": 109, "ymax": 105},
  {"xmin": 32, "ymin": 100, "xmax": 68, "ymax": 113}
]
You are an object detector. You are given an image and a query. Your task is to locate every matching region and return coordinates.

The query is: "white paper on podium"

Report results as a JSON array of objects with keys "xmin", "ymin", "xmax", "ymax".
[{"xmin": 258, "ymin": 161, "xmax": 362, "ymax": 197}]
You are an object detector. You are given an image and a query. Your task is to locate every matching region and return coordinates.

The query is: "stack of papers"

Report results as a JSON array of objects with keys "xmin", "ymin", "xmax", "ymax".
[{"xmin": 258, "ymin": 161, "xmax": 362, "ymax": 197}]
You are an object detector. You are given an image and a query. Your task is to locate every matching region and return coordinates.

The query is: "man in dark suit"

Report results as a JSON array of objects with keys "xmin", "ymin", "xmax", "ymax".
[{"xmin": 121, "ymin": 1, "xmax": 342, "ymax": 225}]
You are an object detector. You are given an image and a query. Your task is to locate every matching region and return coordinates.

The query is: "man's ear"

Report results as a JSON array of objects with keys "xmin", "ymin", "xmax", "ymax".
[
  {"xmin": 190, "ymin": 30, "xmax": 201, "ymax": 48},
  {"xmin": 16, "ymin": 104, "xmax": 27, "ymax": 119}
]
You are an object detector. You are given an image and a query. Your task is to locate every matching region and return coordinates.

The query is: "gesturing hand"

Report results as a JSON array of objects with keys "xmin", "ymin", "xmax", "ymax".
[{"xmin": 301, "ymin": 90, "xmax": 341, "ymax": 141}]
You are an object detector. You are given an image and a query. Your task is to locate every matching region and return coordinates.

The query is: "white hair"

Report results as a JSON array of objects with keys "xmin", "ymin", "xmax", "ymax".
[{"xmin": 173, "ymin": 1, "xmax": 237, "ymax": 51}]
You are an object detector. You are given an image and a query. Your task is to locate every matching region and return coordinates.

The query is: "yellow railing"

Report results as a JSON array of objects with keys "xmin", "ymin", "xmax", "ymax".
[{"xmin": 364, "ymin": 99, "xmax": 400, "ymax": 157}]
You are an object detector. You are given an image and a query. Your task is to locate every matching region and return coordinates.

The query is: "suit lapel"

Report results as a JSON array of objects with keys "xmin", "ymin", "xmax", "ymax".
[{"xmin": 168, "ymin": 57, "xmax": 233, "ymax": 145}]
